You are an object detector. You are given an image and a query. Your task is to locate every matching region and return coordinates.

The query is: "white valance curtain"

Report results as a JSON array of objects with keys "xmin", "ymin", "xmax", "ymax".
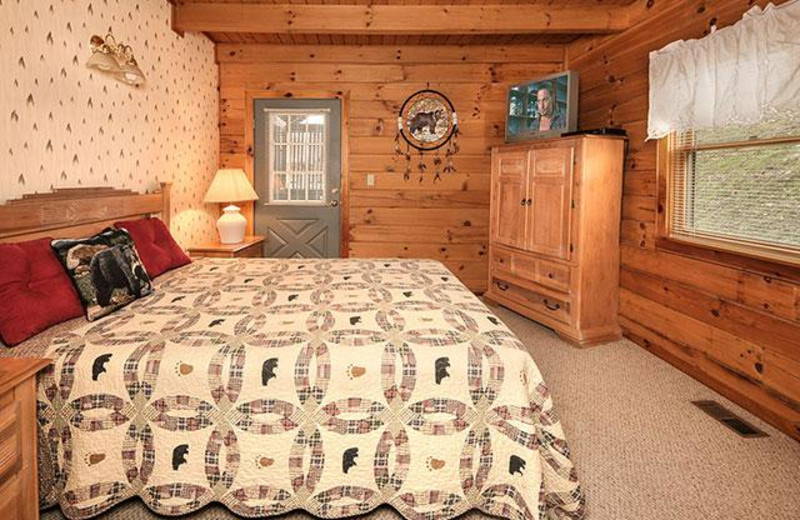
[{"xmin": 647, "ymin": 0, "xmax": 800, "ymax": 140}]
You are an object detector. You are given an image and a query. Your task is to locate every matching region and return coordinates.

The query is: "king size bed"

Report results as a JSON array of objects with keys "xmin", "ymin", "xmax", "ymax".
[{"xmin": 0, "ymin": 187, "xmax": 584, "ymax": 520}]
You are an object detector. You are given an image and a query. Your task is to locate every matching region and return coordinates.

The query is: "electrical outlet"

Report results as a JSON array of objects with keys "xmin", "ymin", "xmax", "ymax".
[{"xmin": 366, "ymin": 174, "xmax": 375, "ymax": 187}]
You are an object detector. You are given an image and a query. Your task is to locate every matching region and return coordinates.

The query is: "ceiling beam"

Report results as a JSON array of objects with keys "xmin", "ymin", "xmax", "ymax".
[
  {"xmin": 173, "ymin": 3, "xmax": 631, "ymax": 36},
  {"xmin": 215, "ymin": 43, "xmax": 566, "ymax": 65}
]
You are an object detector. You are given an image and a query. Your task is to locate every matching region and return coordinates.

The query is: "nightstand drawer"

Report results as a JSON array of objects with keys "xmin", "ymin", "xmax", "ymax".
[
  {"xmin": 0, "ymin": 401, "xmax": 21, "ymax": 484},
  {"xmin": 0, "ymin": 475, "xmax": 21, "ymax": 520},
  {"xmin": 0, "ymin": 358, "xmax": 52, "ymax": 520},
  {"xmin": 236, "ymin": 244, "xmax": 263, "ymax": 258}
]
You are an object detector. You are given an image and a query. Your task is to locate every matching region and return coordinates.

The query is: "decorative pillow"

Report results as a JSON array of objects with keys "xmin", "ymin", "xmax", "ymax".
[
  {"xmin": 52, "ymin": 229, "xmax": 153, "ymax": 321},
  {"xmin": 114, "ymin": 218, "xmax": 190, "ymax": 278},
  {"xmin": 0, "ymin": 238, "xmax": 84, "ymax": 346}
]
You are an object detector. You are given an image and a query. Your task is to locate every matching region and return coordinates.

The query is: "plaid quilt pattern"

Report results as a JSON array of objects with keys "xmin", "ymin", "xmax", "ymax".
[{"xmin": 35, "ymin": 258, "xmax": 585, "ymax": 520}]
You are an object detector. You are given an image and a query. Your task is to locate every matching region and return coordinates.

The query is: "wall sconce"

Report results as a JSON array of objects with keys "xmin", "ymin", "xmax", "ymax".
[{"xmin": 86, "ymin": 33, "xmax": 146, "ymax": 86}]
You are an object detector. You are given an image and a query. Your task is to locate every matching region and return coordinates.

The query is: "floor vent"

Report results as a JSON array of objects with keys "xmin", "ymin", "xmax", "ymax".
[{"xmin": 691, "ymin": 400, "xmax": 768, "ymax": 438}]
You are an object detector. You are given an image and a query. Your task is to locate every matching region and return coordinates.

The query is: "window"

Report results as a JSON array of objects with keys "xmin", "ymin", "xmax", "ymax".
[
  {"xmin": 664, "ymin": 115, "xmax": 800, "ymax": 265},
  {"xmin": 268, "ymin": 110, "xmax": 327, "ymax": 204}
]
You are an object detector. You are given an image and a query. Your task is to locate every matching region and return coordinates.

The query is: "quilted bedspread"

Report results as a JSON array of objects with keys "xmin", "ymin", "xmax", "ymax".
[{"xmin": 33, "ymin": 258, "xmax": 584, "ymax": 519}]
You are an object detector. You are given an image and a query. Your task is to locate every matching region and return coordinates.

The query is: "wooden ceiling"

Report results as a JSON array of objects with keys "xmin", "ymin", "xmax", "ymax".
[{"xmin": 173, "ymin": 0, "xmax": 641, "ymax": 46}]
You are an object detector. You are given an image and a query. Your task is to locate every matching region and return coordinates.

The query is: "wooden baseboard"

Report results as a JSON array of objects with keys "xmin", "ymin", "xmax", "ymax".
[
  {"xmin": 621, "ymin": 319, "xmax": 800, "ymax": 442},
  {"xmin": 558, "ymin": 327, "xmax": 622, "ymax": 348}
]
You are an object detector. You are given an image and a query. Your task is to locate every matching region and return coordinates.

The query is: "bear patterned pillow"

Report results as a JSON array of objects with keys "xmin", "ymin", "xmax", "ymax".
[{"xmin": 51, "ymin": 228, "xmax": 153, "ymax": 321}]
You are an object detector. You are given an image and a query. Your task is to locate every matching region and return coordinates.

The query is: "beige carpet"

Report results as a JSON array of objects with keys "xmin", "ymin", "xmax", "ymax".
[{"xmin": 42, "ymin": 304, "xmax": 800, "ymax": 520}]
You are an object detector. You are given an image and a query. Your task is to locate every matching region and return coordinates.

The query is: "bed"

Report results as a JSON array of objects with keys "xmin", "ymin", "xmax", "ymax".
[{"xmin": 0, "ymin": 187, "xmax": 584, "ymax": 520}]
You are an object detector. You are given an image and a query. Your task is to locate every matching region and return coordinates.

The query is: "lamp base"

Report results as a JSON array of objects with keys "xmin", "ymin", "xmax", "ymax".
[{"xmin": 217, "ymin": 205, "xmax": 247, "ymax": 244}]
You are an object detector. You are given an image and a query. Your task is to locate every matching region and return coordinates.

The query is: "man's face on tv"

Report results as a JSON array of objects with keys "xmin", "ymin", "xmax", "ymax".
[{"xmin": 536, "ymin": 88, "xmax": 553, "ymax": 117}]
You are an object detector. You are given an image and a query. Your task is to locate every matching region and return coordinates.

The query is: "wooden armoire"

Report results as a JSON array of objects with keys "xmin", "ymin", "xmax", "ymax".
[{"xmin": 486, "ymin": 135, "xmax": 626, "ymax": 347}]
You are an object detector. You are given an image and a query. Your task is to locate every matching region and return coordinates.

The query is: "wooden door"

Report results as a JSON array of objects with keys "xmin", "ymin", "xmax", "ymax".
[
  {"xmin": 526, "ymin": 146, "xmax": 574, "ymax": 259},
  {"xmin": 254, "ymin": 99, "xmax": 342, "ymax": 258},
  {"xmin": 491, "ymin": 150, "xmax": 528, "ymax": 250}
]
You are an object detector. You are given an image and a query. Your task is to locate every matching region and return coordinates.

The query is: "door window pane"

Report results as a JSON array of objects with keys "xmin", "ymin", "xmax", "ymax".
[
  {"xmin": 272, "ymin": 115, "xmax": 288, "ymax": 143},
  {"xmin": 268, "ymin": 110, "xmax": 327, "ymax": 204},
  {"xmin": 308, "ymin": 173, "xmax": 324, "ymax": 201},
  {"xmin": 273, "ymin": 144, "xmax": 287, "ymax": 172},
  {"xmin": 272, "ymin": 173, "xmax": 288, "ymax": 201},
  {"xmin": 289, "ymin": 172, "xmax": 306, "ymax": 201}
]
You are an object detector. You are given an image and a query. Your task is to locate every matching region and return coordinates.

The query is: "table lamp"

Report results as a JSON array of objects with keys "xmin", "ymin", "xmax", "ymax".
[{"xmin": 203, "ymin": 168, "xmax": 259, "ymax": 244}]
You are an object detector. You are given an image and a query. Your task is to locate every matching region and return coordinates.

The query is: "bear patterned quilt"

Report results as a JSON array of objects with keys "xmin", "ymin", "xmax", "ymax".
[{"xmin": 33, "ymin": 258, "xmax": 585, "ymax": 520}]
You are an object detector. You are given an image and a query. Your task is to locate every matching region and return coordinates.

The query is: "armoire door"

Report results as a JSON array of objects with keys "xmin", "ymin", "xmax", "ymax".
[
  {"xmin": 491, "ymin": 150, "xmax": 529, "ymax": 250},
  {"xmin": 526, "ymin": 146, "xmax": 574, "ymax": 259}
]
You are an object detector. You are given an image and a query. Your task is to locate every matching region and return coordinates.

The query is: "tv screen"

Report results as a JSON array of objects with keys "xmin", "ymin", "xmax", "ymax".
[{"xmin": 506, "ymin": 71, "xmax": 578, "ymax": 142}]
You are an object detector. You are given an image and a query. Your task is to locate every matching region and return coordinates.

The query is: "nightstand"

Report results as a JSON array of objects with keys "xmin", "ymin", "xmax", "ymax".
[
  {"xmin": 188, "ymin": 235, "xmax": 265, "ymax": 259},
  {"xmin": 0, "ymin": 358, "xmax": 52, "ymax": 520}
]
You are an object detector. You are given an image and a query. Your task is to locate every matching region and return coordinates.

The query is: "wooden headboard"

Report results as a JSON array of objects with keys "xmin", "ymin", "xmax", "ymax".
[{"xmin": 0, "ymin": 182, "xmax": 171, "ymax": 243}]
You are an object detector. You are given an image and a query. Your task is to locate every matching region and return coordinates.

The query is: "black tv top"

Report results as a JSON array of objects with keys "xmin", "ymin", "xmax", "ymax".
[{"xmin": 562, "ymin": 128, "xmax": 628, "ymax": 137}]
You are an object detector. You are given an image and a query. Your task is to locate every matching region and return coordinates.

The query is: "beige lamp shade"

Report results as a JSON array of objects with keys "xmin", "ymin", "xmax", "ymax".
[{"xmin": 204, "ymin": 169, "xmax": 259, "ymax": 203}]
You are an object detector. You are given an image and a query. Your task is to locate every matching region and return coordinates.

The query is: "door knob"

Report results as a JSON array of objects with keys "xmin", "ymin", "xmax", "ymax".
[{"xmin": 328, "ymin": 200, "xmax": 340, "ymax": 207}]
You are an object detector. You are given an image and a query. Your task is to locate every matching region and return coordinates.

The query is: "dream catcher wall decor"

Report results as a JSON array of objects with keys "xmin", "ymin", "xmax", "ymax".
[{"xmin": 394, "ymin": 89, "xmax": 459, "ymax": 182}]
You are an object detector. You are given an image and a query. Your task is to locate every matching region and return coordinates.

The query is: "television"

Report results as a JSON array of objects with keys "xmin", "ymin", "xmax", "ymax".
[{"xmin": 505, "ymin": 71, "xmax": 579, "ymax": 142}]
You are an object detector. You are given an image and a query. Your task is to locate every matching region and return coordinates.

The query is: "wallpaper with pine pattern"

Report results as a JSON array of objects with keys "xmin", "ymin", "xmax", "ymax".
[{"xmin": 0, "ymin": 0, "xmax": 219, "ymax": 247}]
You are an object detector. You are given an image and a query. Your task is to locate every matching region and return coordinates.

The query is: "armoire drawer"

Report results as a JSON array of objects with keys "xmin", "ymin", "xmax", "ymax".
[
  {"xmin": 512, "ymin": 254, "xmax": 537, "ymax": 280},
  {"xmin": 492, "ymin": 248, "xmax": 572, "ymax": 294},
  {"xmin": 536, "ymin": 259, "xmax": 571, "ymax": 292},
  {"xmin": 491, "ymin": 277, "xmax": 571, "ymax": 324},
  {"xmin": 491, "ymin": 248, "xmax": 513, "ymax": 275}
]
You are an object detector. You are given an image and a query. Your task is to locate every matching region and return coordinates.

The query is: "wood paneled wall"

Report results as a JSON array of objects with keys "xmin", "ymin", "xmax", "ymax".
[
  {"xmin": 217, "ymin": 43, "xmax": 564, "ymax": 292},
  {"xmin": 567, "ymin": 0, "xmax": 800, "ymax": 440}
]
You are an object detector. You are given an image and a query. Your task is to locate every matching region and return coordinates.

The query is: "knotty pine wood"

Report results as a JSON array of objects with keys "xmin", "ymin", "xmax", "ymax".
[
  {"xmin": 217, "ymin": 43, "xmax": 566, "ymax": 65},
  {"xmin": 567, "ymin": 0, "xmax": 800, "ymax": 440},
  {"xmin": 208, "ymin": 31, "xmax": 583, "ymax": 47},
  {"xmin": 218, "ymin": 44, "xmax": 566, "ymax": 292},
  {"xmin": 189, "ymin": 0, "xmax": 637, "ymax": 45},
  {"xmin": 174, "ymin": 3, "xmax": 631, "ymax": 35}
]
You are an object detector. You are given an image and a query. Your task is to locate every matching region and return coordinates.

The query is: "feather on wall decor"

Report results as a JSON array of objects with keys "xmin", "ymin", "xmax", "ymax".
[{"xmin": 0, "ymin": 0, "xmax": 219, "ymax": 247}]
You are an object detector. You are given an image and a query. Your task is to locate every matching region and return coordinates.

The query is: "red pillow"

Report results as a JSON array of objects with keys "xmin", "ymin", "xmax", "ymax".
[
  {"xmin": 114, "ymin": 218, "xmax": 190, "ymax": 278},
  {"xmin": 0, "ymin": 238, "xmax": 84, "ymax": 346}
]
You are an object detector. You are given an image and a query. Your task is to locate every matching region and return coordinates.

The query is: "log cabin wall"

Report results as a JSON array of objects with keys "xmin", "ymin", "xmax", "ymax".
[
  {"xmin": 567, "ymin": 0, "xmax": 800, "ymax": 441},
  {"xmin": 217, "ymin": 44, "xmax": 565, "ymax": 292}
]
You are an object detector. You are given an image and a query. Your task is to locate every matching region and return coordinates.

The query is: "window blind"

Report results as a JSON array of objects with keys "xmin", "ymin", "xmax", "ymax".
[{"xmin": 668, "ymin": 116, "xmax": 800, "ymax": 263}]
